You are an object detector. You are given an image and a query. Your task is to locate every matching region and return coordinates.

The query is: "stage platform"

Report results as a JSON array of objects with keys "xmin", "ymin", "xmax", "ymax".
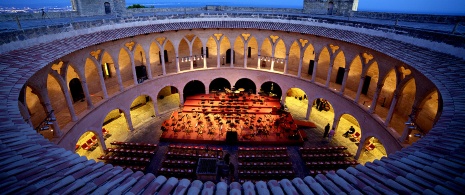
[{"xmin": 160, "ymin": 93, "xmax": 304, "ymax": 145}]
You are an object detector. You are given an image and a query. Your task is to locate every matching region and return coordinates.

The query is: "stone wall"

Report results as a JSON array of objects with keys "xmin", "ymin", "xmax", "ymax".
[
  {"xmin": 303, "ymin": 0, "xmax": 354, "ymax": 15},
  {"xmin": 0, "ymin": 11, "xmax": 78, "ymax": 22},
  {"xmin": 71, "ymin": 0, "xmax": 126, "ymax": 16},
  {"xmin": 354, "ymin": 11, "xmax": 465, "ymax": 24},
  {"xmin": 125, "ymin": 6, "xmax": 303, "ymax": 15}
]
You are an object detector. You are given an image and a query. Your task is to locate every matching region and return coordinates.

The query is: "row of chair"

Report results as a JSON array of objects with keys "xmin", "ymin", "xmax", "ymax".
[
  {"xmin": 299, "ymin": 146, "xmax": 347, "ymax": 154},
  {"xmin": 238, "ymin": 146, "xmax": 287, "ymax": 151},
  {"xmin": 301, "ymin": 152, "xmax": 352, "ymax": 161},
  {"xmin": 238, "ymin": 161, "xmax": 292, "ymax": 169},
  {"xmin": 162, "ymin": 159, "xmax": 197, "ymax": 168},
  {"xmin": 80, "ymin": 136, "xmax": 99, "ymax": 151},
  {"xmin": 104, "ymin": 148, "xmax": 156, "ymax": 157},
  {"xmin": 97, "ymin": 155, "xmax": 150, "ymax": 165},
  {"xmin": 110, "ymin": 141, "xmax": 157, "ymax": 149},
  {"xmin": 157, "ymin": 167, "xmax": 195, "ymax": 179},
  {"xmin": 238, "ymin": 169, "xmax": 295, "ymax": 180},
  {"xmin": 166, "ymin": 151, "xmax": 223, "ymax": 160},
  {"xmin": 168, "ymin": 144, "xmax": 223, "ymax": 152},
  {"xmin": 305, "ymin": 160, "xmax": 358, "ymax": 169},
  {"xmin": 238, "ymin": 147, "xmax": 294, "ymax": 181}
]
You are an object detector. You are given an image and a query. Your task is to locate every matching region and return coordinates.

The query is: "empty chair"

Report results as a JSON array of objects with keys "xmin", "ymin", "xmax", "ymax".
[{"xmin": 365, "ymin": 143, "xmax": 376, "ymax": 151}]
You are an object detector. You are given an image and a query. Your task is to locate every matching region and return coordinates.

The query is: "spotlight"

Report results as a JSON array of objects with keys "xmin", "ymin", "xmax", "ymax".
[
  {"xmin": 48, "ymin": 117, "xmax": 56, "ymax": 121},
  {"xmin": 45, "ymin": 121, "xmax": 54, "ymax": 125},
  {"xmin": 405, "ymin": 122, "xmax": 414, "ymax": 126},
  {"xmin": 40, "ymin": 126, "xmax": 50, "ymax": 130}
]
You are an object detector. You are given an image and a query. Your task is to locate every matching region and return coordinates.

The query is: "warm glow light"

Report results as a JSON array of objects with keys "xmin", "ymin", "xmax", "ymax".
[{"xmin": 104, "ymin": 63, "xmax": 110, "ymax": 76}]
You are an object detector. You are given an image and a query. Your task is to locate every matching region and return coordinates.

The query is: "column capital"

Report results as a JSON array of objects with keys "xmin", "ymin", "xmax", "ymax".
[{"xmin": 345, "ymin": 68, "xmax": 350, "ymax": 73}]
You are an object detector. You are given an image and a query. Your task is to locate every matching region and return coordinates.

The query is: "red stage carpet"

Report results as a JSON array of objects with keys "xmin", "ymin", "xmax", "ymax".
[{"xmin": 160, "ymin": 93, "xmax": 304, "ymax": 145}]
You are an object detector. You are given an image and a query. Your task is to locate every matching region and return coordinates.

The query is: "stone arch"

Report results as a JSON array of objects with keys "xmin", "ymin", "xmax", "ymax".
[
  {"xmin": 316, "ymin": 46, "xmax": 330, "ymax": 85},
  {"xmin": 149, "ymin": 40, "xmax": 163, "ymax": 76},
  {"xmin": 412, "ymin": 89, "xmax": 439, "ymax": 143},
  {"xmin": 391, "ymin": 77, "xmax": 416, "ymax": 135},
  {"xmin": 178, "ymin": 38, "xmax": 191, "ymax": 71},
  {"xmin": 84, "ymin": 58, "xmax": 104, "ymax": 105},
  {"xmin": 376, "ymin": 68, "xmax": 397, "ymax": 120},
  {"xmin": 220, "ymin": 36, "xmax": 231, "ymax": 66},
  {"xmin": 301, "ymin": 43, "xmax": 315, "ymax": 80},
  {"xmin": 47, "ymin": 73, "xmax": 68, "ymax": 129},
  {"xmin": 234, "ymin": 78, "xmax": 256, "ymax": 94},
  {"xmin": 206, "ymin": 36, "xmax": 218, "ymax": 68},
  {"xmin": 233, "ymin": 35, "xmax": 244, "ymax": 68},
  {"xmin": 75, "ymin": 130, "xmax": 105, "ymax": 161},
  {"xmin": 157, "ymin": 86, "xmax": 180, "ymax": 113},
  {"xmin": 183, "ymin": 80, "xmax": 206, "ymax": 100},
  {"xmin": 118, "ymin": 47, "xmax": 135, "ymax": 88},
  {"xmin": 247, "ymin": 36, "xmax": 259, "ymax": 68},
  {"xmin": 209, "ymin": 77, "xmax": 231, "ymax": 93},
  {"xmin": 344, "ymin": 55, "xmax": 363, "ymax": 100},
  {"xmin": 328, "ymin": 50, "xmax": 346, "ymax": 90},
  {"xmin": 134, "ymin": 44, "xmax": 148, "ymax": 82},
  {"xmin": 284, "ymin": 88, "xmax": 308, "ymax": 120},
  {"xmin": 260, "ymin": 37, "xmax": 273, "ymax": 70},
  {"xmin": 287, "ymin": 40, "xmax": 301, "ymax": 76},
  {"xmin": 130, "ymin": 95, "xmax": 156, "ymax": 128},
  {"xmin": 358, "ymin": 136, "xmax": 387, "ymax": 165},
  {"xmin": 25, "ymin": 85, "xmax": 47, "ymax": 134},
  {"xmin": 359, "ymin": 61, "xmax": 380, "ymax": 107},
  {"xmin": 273, "ymin": 39, "xmax": 286, "ymax": 72},
  {"xmin": 163, "ymin": 40, "xmax": 176, "ymax": 74},
  {"xmin": 101, "ymin": 51, "xmax": 119, "ymax": 97},
  {"xmin": 192, "ymin": 37, "xmax": 203, "ymax": 69}
]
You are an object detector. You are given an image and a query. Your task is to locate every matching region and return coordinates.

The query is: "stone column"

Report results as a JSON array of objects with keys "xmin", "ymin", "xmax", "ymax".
[
  {"xmin": 270, "ymin": 53, "xmax": 275, "ymax": 71},
  {"xmin": 114, "ymin": 61, "xmax": 124, "ymax": 92},
  {"xmin": 284, "ymin": 52, "xmax": 289, "ymax": 74},
  {"xmin": 203, "ymin": 46, "xmax": 207, "ymax": 68},
  {"xmin": 39, "ymin": 91, "xmax": 62, "ymax": 137},
  {"xmin": 399, "ymin": 106, "xmax": 419, "ymax": 143},
  {"xmin": 325, "ymin": 60, "xmax": 334, "ymax": 87},
  {"xmin": 310, "ymin": 57, "xmax": 318, "ymax": 83},
  {"xmin": 257, "ymin": 52, "xmax": 261, "ymax": 69},
  {"xmin": 243, "ymin": 43, "xmax": 248, "ymax": 68},
  {"xmin": 123, "ymin": 111, "xmax": 134, "ymax": 131},
  {"xmin": 354, "ymin": 75, "xmax": 365, "ymax": 103},
  {"xmin": 145, "ymin": 54, "xmax": 153, "ymax": 79},
  {"xmin": 130, "ymin": 55, "xmax": 138, "ymax": 85},
  {"xmin": 305, "ymin": 102, "xmax": 312, "ymax": 120},
  {"xmin": 217, "ymin": 45, "xmax": 221, "ymax": 68},
  {"xmin": 80, "ymin": 78, "xmax": 94, "ymax": 109},
  {"xmin": 161, "ymin": 50, "xmax": 167, "ymax": 75},
  {"xmin": 175, "ymin": 53, "xmax": 180, "ymax": 73},
  {"xmin": 384, "ymin": 91, "xmax": 400, "ymax": 126},
  {"xmin": 96, "ymin": 66, "xmax": 108, "ymax": 99},
  {"xmin": 230, "ymin": 44, "xmax": 234, "ymax": 68},
  {"xmin": 369, "ymin": 83, "xmax": 384, "ymax": 113},
  {"xmin": 339, "ymin": 67, "xmax": 350, "ymax": 95},
  {"xmin": 297, "ymin": 48, "xmax": 304, "ymax": 78},
  {"xmin": 190, "ymin": 47, "xmax": 194, "ymax": 70},
  {"xmin": 179, "ymin": 91, "xmax": 184, "ymax": 105},
  {"xmin": 63, "ymin": 85, "xmax": 78, "ymax": 121},
  {"xmin": 153, "ymin": 98, "xmax": 160, "ymax": 116}
]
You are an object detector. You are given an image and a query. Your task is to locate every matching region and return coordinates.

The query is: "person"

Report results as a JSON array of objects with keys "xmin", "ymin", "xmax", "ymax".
[
  {"xmin": 318, "ymin": 100, "xmax": 324, "ymax": 111},
  {"xmin": 343, "ymin": 126, "xmax": 356, "ymax": 137},
  {"xmin": 328, "ymin": 128, "xmax": 335, "ymax": 142},
  {"xmin": 323, "ymin": 123, "xmax": 330, "ymax": 138},
  {"xmin": 315, "ymin": 98, "xmax": 321, "ymax": 109}
]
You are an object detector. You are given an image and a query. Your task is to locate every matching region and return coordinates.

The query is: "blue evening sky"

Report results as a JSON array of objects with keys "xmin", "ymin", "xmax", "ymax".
[{"xmin": 0, "ymin": 0, "xmax": 464, "ymax": 15}]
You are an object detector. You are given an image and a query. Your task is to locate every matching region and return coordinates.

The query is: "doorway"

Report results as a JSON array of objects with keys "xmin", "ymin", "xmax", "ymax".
[
  {"xmin": 104, "ymin": 2, "xmax": 111, "ymax": 14},
  {"xmin": 69, "ymin": 78, "xmax": 85, "ymax": 102},
  {"xmin": 336, "ymin": 67, "xmax": 345, "ymax": 84},
  {"xmin": 226, "ymin": 49, "xmax": 235, "ymax": 64},
  {"xmin": 362, "ymin": 76, "xmax": 371, "ymax": 95}
]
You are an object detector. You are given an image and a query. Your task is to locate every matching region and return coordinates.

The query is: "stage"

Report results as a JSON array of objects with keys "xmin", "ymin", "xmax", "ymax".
[{"xmin": 160, "ymin": 93, "xmax": 304, "ymax": 145}]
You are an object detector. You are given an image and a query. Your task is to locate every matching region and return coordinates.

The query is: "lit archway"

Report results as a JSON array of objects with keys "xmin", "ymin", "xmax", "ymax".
[
  {"xmin": 358, "ymin": 136, "xmax": 387, "ymax": 165},
  {"xmin": 284, "ymin": 88, "xmax": 308, "ymax": 120},
  {"xmin": 84, "ymin": 58, "xmax": 104, "ymax": 105},
  {"xmin": 335, "ymin": 114, "xmax": 361, "ymax": 155},
  {"xmin": 75, "ymin": 130, "xmax": 103, "ymax": 161},
  {"xmin": 130, "ymin": 95, "xmax": 155, "ymax": 128},
  {"xmin": 157, "ymin": 86, "xmax": 180, "ymax": 113}
]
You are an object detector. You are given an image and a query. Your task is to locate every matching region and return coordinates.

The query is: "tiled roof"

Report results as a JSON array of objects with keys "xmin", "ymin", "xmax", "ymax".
[{"xmin": 0, "ymin": 18, "xmax": 464, "ymax": 194}]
